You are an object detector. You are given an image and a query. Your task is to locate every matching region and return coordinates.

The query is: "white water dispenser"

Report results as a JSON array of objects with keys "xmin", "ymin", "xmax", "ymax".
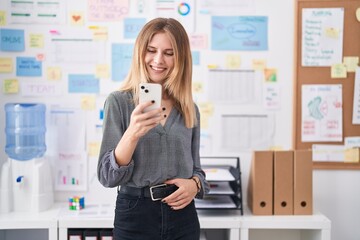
[{"xmin": 0, "ymin": 103, "xmax": 54, "ymax": 213}]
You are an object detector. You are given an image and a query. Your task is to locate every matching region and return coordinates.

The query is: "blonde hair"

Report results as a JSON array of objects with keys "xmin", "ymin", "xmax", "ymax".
[{"xmin": 120, "ymin": 18, "xmax": 197, "ymax": 128}]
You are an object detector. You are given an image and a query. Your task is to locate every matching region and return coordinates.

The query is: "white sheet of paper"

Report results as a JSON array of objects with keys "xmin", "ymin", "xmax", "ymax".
[
  {"xmin": 204, "ymin": 168, "xmax": 235, "ymax": 181},
  {"xmin": 312, "ymin": 144, "xmax": 345, "ymax": 162},
  {"xmin": 301, "ymin": 84, "xmax": 343, "ymax": 142},
  {"xmin": 302, "ymin": 8, "xmax": 344, "ymax": 66},
  {"xmin": 352, "ymin": 67, "xmax": 360, "ymax": 124}
]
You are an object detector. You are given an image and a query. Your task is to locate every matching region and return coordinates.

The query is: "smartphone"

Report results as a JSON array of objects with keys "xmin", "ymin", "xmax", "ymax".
[{"xmin": 139, "ymin": 83, "xmax": 162, "ymax": 113}]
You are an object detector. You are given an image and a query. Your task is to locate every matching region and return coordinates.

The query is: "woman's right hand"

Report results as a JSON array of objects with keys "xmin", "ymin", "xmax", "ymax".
[{"xmin": 127, "ymin": 101, "xmax": 165, "ymax": 139}]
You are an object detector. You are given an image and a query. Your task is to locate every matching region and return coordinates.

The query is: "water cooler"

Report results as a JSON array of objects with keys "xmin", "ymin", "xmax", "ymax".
[{"xmin": 0, "ymin": 103, "xmax": 54, "ymax": 213}]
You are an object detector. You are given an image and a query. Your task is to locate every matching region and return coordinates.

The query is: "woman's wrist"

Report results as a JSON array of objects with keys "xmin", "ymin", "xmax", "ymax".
[{"xmin": 191, "ymin": 176, "xmax": 201, "ymax": 193}]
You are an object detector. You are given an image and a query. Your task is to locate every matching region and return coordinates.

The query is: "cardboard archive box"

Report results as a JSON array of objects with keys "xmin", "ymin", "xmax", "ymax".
[
  {"xmin": 273, "ymin": 151, "xmax": 294, "ymax": 215},
  {"xmin": 248, "ymin": 151, "xmax": 274, "ymax": 215},
  {"xmin": 293, "ymin": 150, "xmax": 313, "ymax": 215}
]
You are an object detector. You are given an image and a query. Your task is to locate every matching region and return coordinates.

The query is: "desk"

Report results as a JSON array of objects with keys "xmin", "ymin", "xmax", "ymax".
[
  {"xmin": 57, "ymin": 204, "xmax": 243, "ymax": 240},
  {"xmin": 240, "ymin": 207, "xmax": 331, "ymax": 240},
  {"xmin": 0, "ymin": 203, "xmax": 331, "ymax": 240},
  {"xmin": 0, "ymin": 203, "xmax": 60, "ymax": 240}
]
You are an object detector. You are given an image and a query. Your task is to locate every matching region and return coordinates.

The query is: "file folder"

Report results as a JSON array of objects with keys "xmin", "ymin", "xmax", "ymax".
[
  {"xmin": 248, "ymin": 151, "xmax": 273, "ymax": 215},
  {"xmin": 294, "ymin": 150, "xmax": 313, "ymax": 215},
  {"xmin": 273, "ymin": 151, "xmax": 294, "ymax": 215}
]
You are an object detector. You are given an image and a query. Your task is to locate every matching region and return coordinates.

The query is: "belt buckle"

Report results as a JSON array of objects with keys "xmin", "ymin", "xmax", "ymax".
[{"xmin": 150, "ymin": 184, "xmax": 167, "ymax": 201}]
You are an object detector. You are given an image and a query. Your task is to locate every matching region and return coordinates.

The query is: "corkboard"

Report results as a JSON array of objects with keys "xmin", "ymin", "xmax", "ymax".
[{"xmin": 294, "ymin": 0, "xmax": 360, "ymax": 169}]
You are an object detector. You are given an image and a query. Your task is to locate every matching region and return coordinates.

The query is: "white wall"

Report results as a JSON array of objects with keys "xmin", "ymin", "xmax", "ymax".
[{"xmin": 0, "ymin": 0, "xmax": 359, "ymax": 240}]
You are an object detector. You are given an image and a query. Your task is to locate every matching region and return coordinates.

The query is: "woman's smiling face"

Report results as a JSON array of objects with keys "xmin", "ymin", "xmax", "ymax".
[{"xmin": 145, "ymin": 32, "xmax": 175, "ymax": 84}]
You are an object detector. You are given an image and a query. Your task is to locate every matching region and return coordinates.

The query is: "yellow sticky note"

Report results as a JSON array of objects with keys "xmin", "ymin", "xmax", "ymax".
[
  {"xmin": 0, "ymin": 11, "xmax": 6, "ymax": 26},
  {"xmin": 252, "ymin": 59, "xmax": 267, "ymax": 71},
  {"xmin": 70, "ymin": 11, "xmax": 84, "ymax": 26},
  {"xmin": 81, "ymin": 96, "xmax": 96, "ymax": 110},
  {"xmin": 264, "ymin": 68, "xmax": 277, "ymax": 82},
  {"xmin": 269, "ymin": 146, "xmax": 283, "ymax": 151},
  {"xmin": 0, "ymin": 58, "xmax": 13, "ymax": 73},
  {"xmin": 47, "ymin": 67, "xmax": 62, "ymax": 81},
  {"xmin": 344, "ymin": 148, "xmax": 359, "ymax": 163},
  {"xmin": 207, "ymin": 64, "xmax": 218, "ymax": 69},
  {"xmin": 96, "ymin": 64, "xmax": 109, "ymax": 78},
  {"xmin": 90, "ymin": 26, "xmax": 108, "ymax": 41},
  {"xmin": 3, "ymin": 79, "xmax": 19, "ymax": 94},
  {"xmin": 225, "ymin": 54, "xmax": 241, "ymax": 69},
  {"xmin": 29, "ymin": 34, "xmax": 44, "ymax": 48},
  {"xmin": 198, "ymin": 102, "xmax": 214, "ymax": 117},
  {"xmin": 331, "ymin": 63, "xmax": 347, "ymax": 78},
  {"xmin": 343, "ymin": 56, "xmax": 359, "ymax": 72},
  {"xmin": 325, "ymin": 28, "xmax": 339, "ymax": 39},
  {"xmin": 88, "ymin": 142, "xmax": 100, "ymax": 157},
  {"xmin": 192, "ymin": 81, "xmax": 203, "ymax": 94}
]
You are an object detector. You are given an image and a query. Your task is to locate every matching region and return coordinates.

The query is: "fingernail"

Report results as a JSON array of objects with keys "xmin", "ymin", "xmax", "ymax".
[
  {"xmin": 151, "ymin": 100, "xmax": 155, "ymax": 103},
  {"xmin": 164, "ymin": 114, "xmax": 167, "ymax": 118},
  {"xmin": 162, "ymin": 107, "xmax": 166, "ymax": 111}
]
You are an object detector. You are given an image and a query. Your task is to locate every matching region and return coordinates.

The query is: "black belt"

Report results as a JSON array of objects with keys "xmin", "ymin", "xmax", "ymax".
[{"xmin": 119, "ymin": 184, "xmax": 178, "ymax": 201}]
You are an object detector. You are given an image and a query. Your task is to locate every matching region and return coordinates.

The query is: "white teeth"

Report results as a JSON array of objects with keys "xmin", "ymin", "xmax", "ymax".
[{"xmin": 152, "ymin": 66, "xmax": 164, "ymax": 71}]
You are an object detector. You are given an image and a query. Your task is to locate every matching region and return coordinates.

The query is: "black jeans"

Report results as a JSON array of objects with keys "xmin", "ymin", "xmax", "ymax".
[{"xmin": 113, "ymin": 192, "xmax": 200, "ymax": 240}]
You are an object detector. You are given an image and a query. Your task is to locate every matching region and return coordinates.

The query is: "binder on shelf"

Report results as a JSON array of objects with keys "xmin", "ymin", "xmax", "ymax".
[
  {"xmin": 83, "ymin": 229, "xmax": 99, "ymax": 240},
  {"xmin": 273, "ymin": 150, "xmax": 294, "ymax": 215},
  {"xmin": 294, "ymin": 149, "xmax": 313, "ymax": 215},
  {"xmin": 68, "ymin": 229, "xmax": 83, "ymax": 240},
  {"xmin": 197, "ymin": 156, "xmax": 243, "ymax": 214},
  {"xmin": 99, "ymin": 229, "xmax": 113, "ymax": 240},
  {"xmin": 248, "ymin": 151, "xmax": 273, "ymax": 215}
]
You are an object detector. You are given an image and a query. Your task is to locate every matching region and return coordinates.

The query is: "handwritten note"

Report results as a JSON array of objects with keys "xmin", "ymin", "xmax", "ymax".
[
  {"xmin": 16, "ymin": 57, "xmax": 42, "ymax": 76},
  {"xmin": 189, "ymin": 34, "xmax": 207, "ymax": 49},
  {"xmin": 3, "ymin": 79, "xmax": 19, "ymax": 94},
  {"xmin": 29, "ymin": 34, "xmax": 44, "ymax": 48},
  {"xmin": 68, "ymin": 74, "xmax": 99, "ymax": 93},
  {"xmin": 302, "ymin": 8, "xmax": 344, "ymax": 66},
  {"xmin": 0, "ymin": 11, "xmax": 6, "ymax": 26},
  {"xmin": 0, "ymin": 58, "xmax": 13, "ymax": 73},
  {"xmin": 124, "ymin": 18, "xmax": 146, "ymax": 39},
  {"xmin": 88, "ymin": 0, "xmax": 129, "ymax": 21},
  {"xmin": 22, "ymin": 82, "xmax": 62, "ymax": 96},
  {"xmin": 211, "ymin": 16, "xmax": 268, "ymax": 51},
  {"xmin": 0, "ymin": 29, "xmax": 25, "ymax": 52},
  {"xmin": 302, "ymin": 84, "xmax": 342, "ymax": 142}
]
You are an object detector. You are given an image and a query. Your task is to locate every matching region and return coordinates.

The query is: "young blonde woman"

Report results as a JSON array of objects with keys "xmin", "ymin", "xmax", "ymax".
[{"xmin": 97, "ymin": 18, "xmax": 209, "ymax": 240}]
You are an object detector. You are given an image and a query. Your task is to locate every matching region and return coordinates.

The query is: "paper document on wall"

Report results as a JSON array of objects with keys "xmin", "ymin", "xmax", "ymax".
[
  {"xmin": 301, "ymin": 84, "xmax": 342, "ymax": 142},
  {"xmin": 352, "ymin": 67, "xmax": 360, "ymax": 124},
  {"xmin": 312, "ymin": 144, "xmax": 345, "ymax": 162},
  {"xmin": 204, "ymin": 168, "xmax": 235, "ymax": 181},
  {"xmin": 302, "ymin": 8, "xmax": 344, "ymax": 66}
]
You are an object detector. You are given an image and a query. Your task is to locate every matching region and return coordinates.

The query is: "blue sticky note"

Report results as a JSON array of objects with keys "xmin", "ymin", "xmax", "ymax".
[
  {"xmin": 192, "ymin": 51, "xmax": 200, "ymax": 65},
  {"xmin": 16, "ymin": 57, "xmax": 42, "ymax": 76},
  {"xmin": 211, "ymin": 16, "xmax": 268, "ymax": 51},
  {"xmin": 68, "ymin": 74, "xmax": 99, "ymax": 93},
  {"xmin": 0, "ymin": 29, "xmax": 25, "ymax": 52},
  {"xmin": 112, "ymin": 43, "xmax": 134, "ymax": 82},
  {"xmin": 124, "ymin": 18, "xmax": 146, "ymax": 39}
]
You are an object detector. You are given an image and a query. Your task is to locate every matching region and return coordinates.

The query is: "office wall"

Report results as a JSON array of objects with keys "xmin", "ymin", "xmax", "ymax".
[{"xmin": 0, "ymin": 0, "xmax": 359, "ymax": 240}]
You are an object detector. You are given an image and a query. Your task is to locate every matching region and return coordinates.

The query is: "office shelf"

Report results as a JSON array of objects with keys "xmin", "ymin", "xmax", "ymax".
[{"xmin": 0, "ymin": 203, "xmax": 331, "ymax": 240}]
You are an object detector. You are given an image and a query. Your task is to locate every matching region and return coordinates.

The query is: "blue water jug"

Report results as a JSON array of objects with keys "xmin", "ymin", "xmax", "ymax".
[{"xmin": 5, "ymin": 103, "xmax": 46, "ymax": 161}]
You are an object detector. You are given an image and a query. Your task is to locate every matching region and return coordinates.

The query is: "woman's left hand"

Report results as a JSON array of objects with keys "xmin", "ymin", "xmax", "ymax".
[{"xmin": 162, "ymin": 178, "xmax": 198, "ymax": 210}]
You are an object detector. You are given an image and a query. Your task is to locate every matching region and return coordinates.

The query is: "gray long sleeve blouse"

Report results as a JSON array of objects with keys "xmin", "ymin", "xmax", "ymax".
[{"xmin": 97, "ymin": 91, "xmax": 209, "ymax": 198}]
